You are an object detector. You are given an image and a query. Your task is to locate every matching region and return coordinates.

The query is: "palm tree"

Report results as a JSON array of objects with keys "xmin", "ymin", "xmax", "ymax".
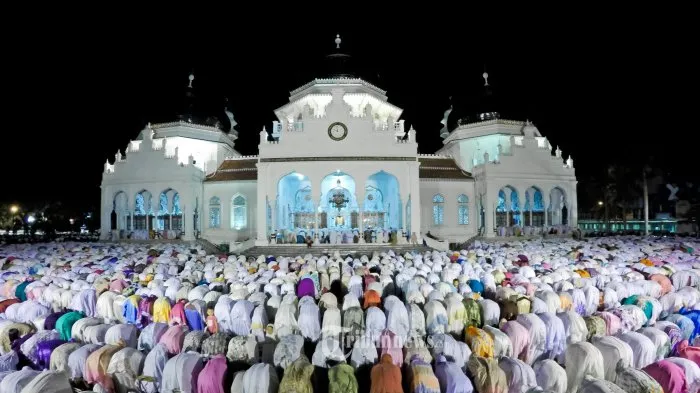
[{"xmin": 605, "ymin": 156, "xmax": 656, "ymax": 235}]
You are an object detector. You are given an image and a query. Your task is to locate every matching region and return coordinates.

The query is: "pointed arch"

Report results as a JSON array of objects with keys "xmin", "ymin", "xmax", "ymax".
[
  {"xmin": 112, "ymin": 191, "xmax": 128, "ymax": 231},
  {"xmin": 133, "ymin": 190, "xmax": 153, "ymax": 231},
  {"xmin": 495, "ymin": 185, "xmax": 521, "ymax": 229},
  {"xmin": 278, "ymin": 171, "xmax": 312, "ymax": 230},
  {"xmin": 366, "ymin": 170, "xmax": 400, "ymax": 229},
  {"xmin": 524, "ymin": 186, "xmax": 545, "ymax": 227},
  {"xmin": 322, "ymin": 171, "xmax": 358, "ymax": 229},
  {"xmin": 549, "ymin": 186, "xmax": 568, "ymax": 226}
]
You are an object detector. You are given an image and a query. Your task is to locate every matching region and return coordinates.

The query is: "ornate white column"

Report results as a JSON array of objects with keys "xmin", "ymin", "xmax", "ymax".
[
  {"xmin": 407, "ymin": 162, "xmax": 421, "ymax": 243},
  {"xmin": 504, "ymin": 188, "xmax": 512, "ymax": 228},
  {"xmin": 356, "ymin": 178, "xmax": 366, "ymax": 243},
  {"xmin": 182, "ymin": 205, "xmax": 190, "ymax": 240},
  {"xmin": 313, "ymin": 201, "xmax": 320, "ymax": 244},
  {"xmin": 358, "ymin": 205, "xmax": 365, "ymax": 243},
  {"xmin": 484, "ymin": 188, "xmax": 495, "ymax": 237},
  {"xmin": 255, "ymin": 163, "xmax": 269, "ymax": 246},
  {"xmin": 100, "ymin": 186, "xmax": 109, "ymax": 240},
  {"xmin": 570, "ymin": 183, "xmax": 579, "ymax": 228},
  {"xmin": 271, "ymin": 196, "xmax": 278, "ymax": 234}
]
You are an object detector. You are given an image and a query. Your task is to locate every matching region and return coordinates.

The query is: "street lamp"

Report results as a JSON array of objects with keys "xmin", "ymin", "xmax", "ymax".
[
  {"xmin": 598, "ymin": 201, "xmax": 603, "ymax": 206},
  {"xmin": 27, "ymin": 216, "xmax": 36, "ymax": 224},
  {"xmin": 9, "ymin": 205, "xmax": 18, "ymax": 214},
  {"xmin": 69, "ymin": 218, "xmax": 75, "ymax": 225}
]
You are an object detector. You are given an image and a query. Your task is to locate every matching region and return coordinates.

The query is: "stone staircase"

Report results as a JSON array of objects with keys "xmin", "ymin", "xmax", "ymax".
[
  {"xmin": 196, "ymin": 238, "xmax": 226, "ymax": 255},
  {"xmin": 242, "ymin": 243, "xmax": 433, "ymax": 258}
]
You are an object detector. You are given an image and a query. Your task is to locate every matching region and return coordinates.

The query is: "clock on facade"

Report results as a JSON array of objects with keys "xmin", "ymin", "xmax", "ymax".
[{"xmin": 328, "ymin": 122, "xmax": 348, "ymax": 141}]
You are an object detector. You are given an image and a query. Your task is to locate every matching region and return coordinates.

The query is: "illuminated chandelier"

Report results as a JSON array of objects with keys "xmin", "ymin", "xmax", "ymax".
[{"xmin": 329, "ymin": 179, "xmax": 349, "ymax": 211}]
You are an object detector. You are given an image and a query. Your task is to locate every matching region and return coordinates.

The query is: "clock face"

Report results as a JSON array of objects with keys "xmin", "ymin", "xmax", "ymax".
[{"xmin": 328, "ymin": 122, "xmax": 348, "ymax": 141}]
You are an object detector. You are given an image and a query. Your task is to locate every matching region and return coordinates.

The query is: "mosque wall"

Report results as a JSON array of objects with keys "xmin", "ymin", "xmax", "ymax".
[
  {"xmin": 202, "ymin": 181, "xmax": 258, "ymax": 245},
  {"xmin": 100, "ymin": 129, "xmax": 206, "ymax": 241},
  {"xmin": 419, "ymin": 179, "xmax": 478, "ymax": 242},
  {"xmin": 100, "ymin": 180, "xmax": 203, "ymax": 241}
]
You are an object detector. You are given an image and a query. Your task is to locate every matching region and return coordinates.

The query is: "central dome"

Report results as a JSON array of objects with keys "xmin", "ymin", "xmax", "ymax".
[{"xmin": 322, "ymin": 35, "xmax": 356, "ymax": 78}]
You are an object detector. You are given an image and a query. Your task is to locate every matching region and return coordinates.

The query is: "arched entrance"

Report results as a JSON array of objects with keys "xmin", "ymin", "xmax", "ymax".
[
  {"xmin": 320, "ymin": 171, "xmax": 358, "ymax": 230},
  {"xmin": 549, "ymin": 187, "xmax": 568, "ymax": 226},
  {"xmin": 112, "ymin": 191, "xmax": 128, "ymax": 231},
  {"xmin": 524, "ymin": 186, "xmax": 545, "ymax": 228},
  {"xmin": 277, "ymin": 172, "xmax": 314, "ymax": 232},
  {"xmin": 156, "ymin": 189, "xmax": 181, "ymax": 233},
  {"xmin": 134, "ymin": 190, "xmax": 153, "ymax": 234},
  {"xmin": 365, "ymin": 170, "xmax": 401, "ymax": 230},
  {"xmin": 495, "ymin": 185, "xmax": 521, "ymax": 231}
]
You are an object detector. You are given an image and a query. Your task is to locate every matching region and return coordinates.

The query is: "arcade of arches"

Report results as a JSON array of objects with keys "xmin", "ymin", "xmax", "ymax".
[
  {"xmin": 110, "ymin": 188, "xmax": 186, "ymax": 240},
  {"xmin": 270, "ymin": 170, "xmax": 405, "ymax": 244},
  {"xmin": 487, "ymin": 185, "xmax": 570, "ymax": 236}
]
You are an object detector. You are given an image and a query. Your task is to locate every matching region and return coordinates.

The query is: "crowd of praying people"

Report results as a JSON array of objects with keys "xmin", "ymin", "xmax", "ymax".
[
  {"xmin": 0, "ymin": 236, "xmax": 699, "ymax": 393},
  {"xmin": 271, "ymin": 228, "xmax": 417, "ymax": 245}
]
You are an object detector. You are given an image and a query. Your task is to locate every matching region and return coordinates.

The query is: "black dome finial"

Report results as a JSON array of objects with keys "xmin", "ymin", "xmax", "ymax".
[
  {"xmin": 445, "ymin": 70, "xmax": 503, "ymax": 131},
  {"xmin": 174, "ymin": 70, "xmax": 226, "ymax": 129},
  {"xmin": 324, "ymin": 34, "xmax": 354, "ymax": 78}
]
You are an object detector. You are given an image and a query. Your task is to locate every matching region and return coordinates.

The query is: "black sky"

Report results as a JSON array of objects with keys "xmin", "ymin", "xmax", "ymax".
[{"xmin": 2, "ymin": 11, "xmax": 697, "ymax": 210}]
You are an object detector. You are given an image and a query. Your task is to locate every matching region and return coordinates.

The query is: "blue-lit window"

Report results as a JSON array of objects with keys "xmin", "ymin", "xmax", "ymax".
[
  {"xmin": 209, "ymin": 197, "xmax": 221, "ymax": 228},
  {"xmin": 432, "ymin": 194, "xmax": 444, "ymax": 225},
  {"xmin": 458, "ymin": 194, "xmax": 469, "ymax": 225},
  {"xmin": 533, "ymin": 190, "xmax": 544, "ymax": 211},
  {"xmin": 156, "ymin": 193, "xmax": 169, "ymax": 230},
  {"xmin": 232, "ymin": 195, "xmax": 247, "ymax": 229},
  {"xmin": 496, "ymin": 190, "xmax": 506, "ymax": 212},
  {"xmin": 172, "ymin": 193, "xmax": 182, "ymax": 215},
  {"xmin": 135, "ymin": 193, "xmax": 146, "ymax": 215}
]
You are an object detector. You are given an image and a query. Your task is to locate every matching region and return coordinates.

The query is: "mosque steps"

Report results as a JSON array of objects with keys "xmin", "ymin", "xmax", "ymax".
[
  {"xmin": 243, "ymin": 243, "xmax": 433, "ymax": 258},
  {"xmin": 196, "ymin": 238, "xmax": 226, "ymax": 255}
]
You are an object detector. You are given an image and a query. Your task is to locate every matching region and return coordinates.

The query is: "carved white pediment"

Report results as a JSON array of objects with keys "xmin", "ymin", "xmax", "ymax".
[{"xmin": 324, "ymin": 89, "xmax": 353, "ymax": 119}]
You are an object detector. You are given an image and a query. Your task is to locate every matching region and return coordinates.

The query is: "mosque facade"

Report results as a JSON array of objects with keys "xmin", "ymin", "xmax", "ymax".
[{"xmin": 99, "ymin": 37, "xmax": 577, "ymax": 247}]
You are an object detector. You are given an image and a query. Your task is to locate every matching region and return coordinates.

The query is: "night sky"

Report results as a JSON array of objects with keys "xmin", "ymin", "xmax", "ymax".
[{"xmin": 3, "ymin": 14, "xmax": 695, "ymax": 211}]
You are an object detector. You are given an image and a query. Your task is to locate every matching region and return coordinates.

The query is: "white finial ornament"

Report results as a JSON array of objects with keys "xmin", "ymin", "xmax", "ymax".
[
  {"xmin": 482, "ymin": 72, "xmax": 489, "ymax": 86},
  {"xmin": 188, "ymin": 73, "xmax": 194, "ymax": 88},
  {"xmin": 335, "ymin": 34, "xmax": 341, "ymax": 49}
]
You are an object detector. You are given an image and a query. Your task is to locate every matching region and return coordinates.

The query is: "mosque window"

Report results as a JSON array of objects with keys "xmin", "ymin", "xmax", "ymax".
[
  {"xmin": 156, "ymin": 193, "xmax": 169, "ymax": 231},
  {"xmin": 432, "ymin": 194, "xmax": 444, "ymax": 226},
  {"xmin": 209, "ymin": 197, "xmax": 221, "ymax": 228},
  {"xmin": 172, "ymin": 193, "xmax": 182, "ymax": 215},
  {"xmin": 458, "ymin": 194, "xmax": 469, "ymax": 225},
  {"xmin": 135, "ymin": 193, "xmax": 146, "ymax": 215},
  {"xmin": 232, "ymin": 194, "xmax": 247, "ymax": 229}
]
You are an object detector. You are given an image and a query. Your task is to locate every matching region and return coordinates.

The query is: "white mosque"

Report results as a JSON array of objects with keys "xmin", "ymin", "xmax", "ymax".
[{"xmin": 100, "ymin": 35, "xmax": 577, "ymax": 249}]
